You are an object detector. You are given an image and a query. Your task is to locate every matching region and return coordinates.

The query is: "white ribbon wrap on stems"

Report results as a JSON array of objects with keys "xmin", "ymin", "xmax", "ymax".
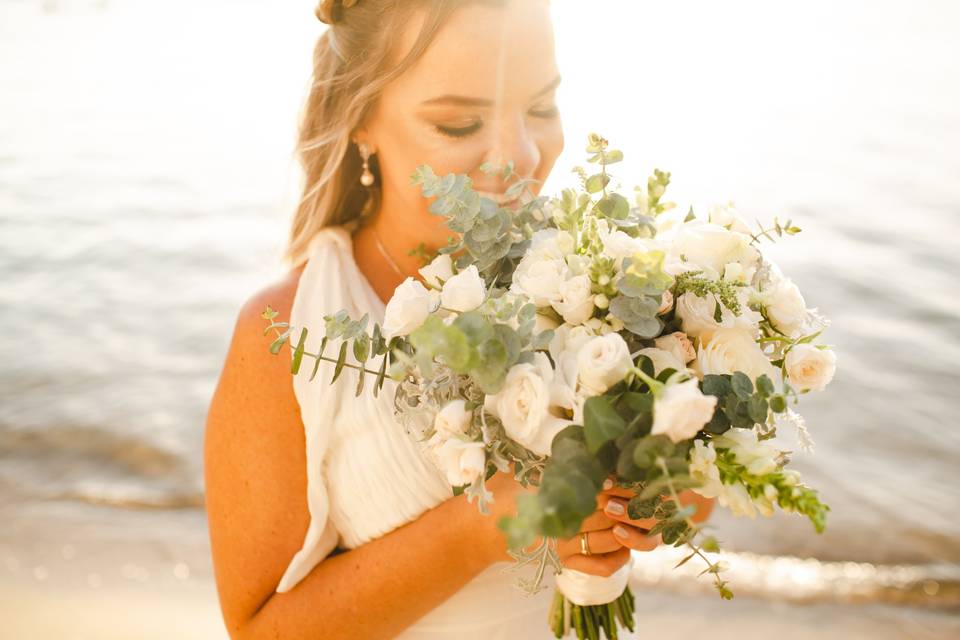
[{"xmin": 554, "ymin": 555, "xmax": 634, "ymax": 606}]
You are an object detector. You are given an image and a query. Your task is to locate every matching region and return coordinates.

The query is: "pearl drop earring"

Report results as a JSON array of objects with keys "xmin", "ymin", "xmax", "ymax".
[{"xmin": 358, "ymin": 142, "xmax": 375, "ymax": 187}]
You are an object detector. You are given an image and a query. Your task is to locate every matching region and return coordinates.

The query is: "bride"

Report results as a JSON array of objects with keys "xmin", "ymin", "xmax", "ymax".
[{"xmin": 205, "ymin": 1, "xmax": 710, "ymax": 637}]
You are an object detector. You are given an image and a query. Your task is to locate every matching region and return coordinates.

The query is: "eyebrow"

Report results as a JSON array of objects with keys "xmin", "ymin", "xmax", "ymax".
[{"xmin": 419, "ymin": 74, "xmax": 562, "ymax": 108}]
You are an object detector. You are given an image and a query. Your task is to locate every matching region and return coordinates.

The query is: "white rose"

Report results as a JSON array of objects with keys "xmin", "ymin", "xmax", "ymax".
[
  {"xmin": 654, "ymin": 331, "xmax": 696, "ymax": 364},
  {"xmin": 434, "ymin": 437, "xmax": 486, "ymax": 486},
  {"xmin": 440, "ymin": 264, "xmax": 486, "ymax": 312},
  {"xmin": 675, "ymin": 291, "xmax": 762, "ymax": 341},
  {"xmin": 552, "ymin": 275, "xmax": 595, "ymax": 325},
  {"xmin": 671, "ymin": 222, "xmax": 760, "ymax": 282},
  {"xmin": 694, "ymin": 328, "xmax": 778, "ymax": 383},
  {"xmin": 418, "ymin": 253, "xmax": 454, "ymax": 289},
  {"xmin": 382, "ymin": 277, "xmax": 433, "ymax": 339},
  {"xmin": 650, "ymin": 377, "xmax": 717, "ymax": 443},
  {"xmin": 576, "ymin": 333, "xmax": 633, "ymax": 395},
  {"xmin": 433, "ymin": 399, "xmax": 472, "ymax": 438},
  {"xmin": 511, "ymin": 254, "xmax": 569, "ymax": 307},
  {"xmin": 707, "ymin": 201, "xmax": 753, "ymax": 235},
  {"xmin": 636, "ymin": 347, "xmax": 687, "ymax": 377},
  {"xmin": 784, "ymin": 344, "xmax": 836, "ymax": 392},
  {"xmin": 765, "ymin": 277, "xmax": 808, "ymax": 337},
  {"xmin": 484, "ymin": 352, "xmax": 571, "ymax": 456}
]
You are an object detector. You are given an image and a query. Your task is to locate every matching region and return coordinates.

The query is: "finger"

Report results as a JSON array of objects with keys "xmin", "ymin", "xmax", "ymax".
[
  {"xmin": 562, "ymin": 546, "xmax": 632, "ymax": 578},
  {"xmin": 611, "ymin": 523, "xmax": 660, "ymax": 552},
  {"xmin": 579, "ymin": 509, "xmax": 616, "ymax": 532},
  {"xmin": 600, "ymin": 496, "xmax": 658, "ymax": 528},
  {"xmin": 557, "ymin": 527, "xmax": 621, "ymax": 560}
]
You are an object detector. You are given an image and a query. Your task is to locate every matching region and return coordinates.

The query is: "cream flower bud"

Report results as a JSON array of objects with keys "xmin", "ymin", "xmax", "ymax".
[
  {"xmin": 433, "ymin": 399, "xmax": 472, "ymax": 438},
  {"xmin": 654, "ymin": 331, "xmax": 697, "ymax": 364},
  {"xmin": 784, "ymin": 344, "xmax": 836, "ymax": 392},
  {"xmin": 382, "ymin": 277, "xmax": 433, "ymax": 339},
  {"xmin": 650, "ymin": 377, "xmax": 717, "ymax": 443},
  {"xmin": 440, "ymin": 265, "xmax": 486, "ymax": 312},
  {"xmin": 418, "ymin": 253, "xmax": 454, "ymax": 289},
  {"xmin": 577, "ymin": 333, "xmax": 633, "ymax": 395}
]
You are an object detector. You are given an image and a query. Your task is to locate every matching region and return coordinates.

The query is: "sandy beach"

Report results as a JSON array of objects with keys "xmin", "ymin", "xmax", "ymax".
[{"xmin": 2, "ymin": 499, "xmax": 958, "ymax": 640}]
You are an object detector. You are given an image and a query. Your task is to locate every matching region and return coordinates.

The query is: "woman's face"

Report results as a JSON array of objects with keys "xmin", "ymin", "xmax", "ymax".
[{"xmin": 361, "ymin": 0, "xmax": 563, "ymax": 248}]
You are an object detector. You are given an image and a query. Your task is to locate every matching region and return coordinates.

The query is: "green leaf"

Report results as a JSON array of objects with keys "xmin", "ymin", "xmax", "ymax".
[
  {"xmin": 627, "ymin": 495, "xmax": 659, "ymax": 520},
  {"xmin": 331, "ymin": 341, "xmax": 349, "ymax": 384},
  {"xmin": 290, "ymin": 328, "xmax": 308, "ymax": 374},
  {"xmin": 596, "ymin": 193, "xmax": 630, "ymax": 220},
  {"xmin": 269, "ymin": 327, "xmax": 293, "ymax": 355},
  {"xmin": 309, "ymin": 336, "xmax": 329, "ymax": 382},
  {"xmin": 731, "ymin": 372, "xmax": 754, "ymax": 399},
  {"xmin": 770, "ymin": 394, "xmax": 787, "ymax": 413},
  {"xmin": 755, "ymin": 374, "xmax": 775, "ymax": 397},
  {"xmin": 585, "ymin": 173, "xmax": 610, "ymax": 193},
  {"xmin": 702, "ymin": 374, "xmax": 732, "ymax": 398},
  {"xmin": 583, "ymin": 396, "xmax": 627, "ymax": 455},
  {"xmin": 748, "ymin": 395, "xmax": 769, "ymax": 424},
  {"xmin": 372, "ymin": 353, "xmax": 389, "ymax": 397}
]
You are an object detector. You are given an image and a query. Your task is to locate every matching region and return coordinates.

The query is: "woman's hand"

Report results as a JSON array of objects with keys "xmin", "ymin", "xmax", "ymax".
[{"xmin": 557, "ymin": 479, "xmax": 660, "ymax": 577}]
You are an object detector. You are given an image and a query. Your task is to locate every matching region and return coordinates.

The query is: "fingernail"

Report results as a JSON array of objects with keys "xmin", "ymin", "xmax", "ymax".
[
  {"xmin": 613, "ymin": 525, "xmax": 629, "ymax": 539},
  {"xmin": 606, "ymin": 499, "xmax": 624, "ymax": 516},
  {"xmin": 602, "ymin": 478, "xmax": 614, "ymax": 491}
]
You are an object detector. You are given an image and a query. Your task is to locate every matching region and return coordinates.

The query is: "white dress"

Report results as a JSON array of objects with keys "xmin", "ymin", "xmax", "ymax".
[{"xmin": 274, "ymin": 226, "xmax": 559, "ymax": 638}]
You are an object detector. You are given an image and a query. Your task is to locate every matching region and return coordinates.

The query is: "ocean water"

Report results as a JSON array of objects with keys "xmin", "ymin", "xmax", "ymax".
[{"xmin": 1, "ymin": 0, "xmax": 958, "ymax": 608}]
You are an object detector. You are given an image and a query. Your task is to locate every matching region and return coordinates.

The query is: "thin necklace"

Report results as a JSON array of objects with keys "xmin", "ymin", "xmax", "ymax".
[{"xmin": 371, "ymin": 224, "xmax": 406, "ymax": 278}]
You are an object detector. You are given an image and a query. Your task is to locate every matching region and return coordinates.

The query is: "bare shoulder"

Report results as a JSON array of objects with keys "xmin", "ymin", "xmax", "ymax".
[{"xmin": 204, "ymin": 264, "xmax": 310, "ymax": 630}]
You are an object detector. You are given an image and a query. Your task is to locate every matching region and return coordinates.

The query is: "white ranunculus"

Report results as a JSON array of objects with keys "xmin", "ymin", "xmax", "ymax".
[
  {"xmin": 434, "ymin": 437, "xmax": 486, "ymax": 487},
  {"xmin": 671, "ymin": 222, "xmax": 760, "ymax": 282},
  {"xmin": 576, "ymin": 333, "xmax": 633, "ymax": 395},
  {"xmin": 650, "ymin": 377, "xmax": 718, "ymax": 443},
  {"xmin": 636, "ymin": 347, "xmax": 687, "ymax": 377},
  {"xmin": 382, "ymin": 277, "xmax": 433, "ymax": 339},
  {"xmin": 510, "ymin": 253, "xmax": 569, "ymax": 307},
  {"xmin": 484, "ymin": 352, "xmax": 571, "ymax": 456},
  {"xmin": 675, "ymin": 291, "xmax": 762, "ymax": 341},
  {"xmin": 433, "ymin": 399, "xmax": 472, "ymax": 439},
  {"xmin": 440, "ymin": 264, "xmax": 485, "ymax": 312},
  {"xmin": 707, "ymin": 201, "xmax": 753, "ymax": 235},
  {"xmin": 418, "ymin": 253, "xmax": 454, "ymax": 289},
  {"xmin": 765, "ymin": 277, "xmax": 808, "ymax": 337},
  {"xmin": 552, "ymin": 275, "xmax": 595, "ymax": 325},
  {"xmin": 784, "ymin": 344, "xmax": 836, "ymax": 392},
  {"xmin": 654, "ymin": 331, "xmax": 696, "ymax": 364},
  {"xmin": 694, "ymin": 328, "xmax": 778, "ymax": 383}
]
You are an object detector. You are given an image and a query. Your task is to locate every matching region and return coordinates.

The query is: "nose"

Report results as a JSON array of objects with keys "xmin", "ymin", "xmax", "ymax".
[{"xmin": 484, "ymin": 111, "xmax": 541, "ymax": 185}]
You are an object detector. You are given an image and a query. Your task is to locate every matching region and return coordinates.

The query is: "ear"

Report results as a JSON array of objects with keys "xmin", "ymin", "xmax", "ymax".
[{"xmin": 350, "ymin": 127, "xmax": 377, "ymax": 154}]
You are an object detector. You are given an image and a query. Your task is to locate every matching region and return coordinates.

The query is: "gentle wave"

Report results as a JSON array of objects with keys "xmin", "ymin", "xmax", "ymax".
[{"xmin": 631, "ymin": 548, "xmax": 960, "ymax": 609}]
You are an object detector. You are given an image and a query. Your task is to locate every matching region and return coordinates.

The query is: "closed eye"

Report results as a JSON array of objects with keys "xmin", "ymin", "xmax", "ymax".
[{"xmin": 435, "ymin": 121, "xmax": 483, "ymax": 138}]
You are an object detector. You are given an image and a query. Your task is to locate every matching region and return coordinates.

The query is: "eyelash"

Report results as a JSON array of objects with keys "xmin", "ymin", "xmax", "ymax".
[{"xmin": 434, "ymin": 106, "xmax": 560, "ymax": 139}]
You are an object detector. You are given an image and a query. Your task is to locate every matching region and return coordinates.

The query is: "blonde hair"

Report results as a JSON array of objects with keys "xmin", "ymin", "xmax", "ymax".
[{"xmin": 285, "ymin": 0, "xmax": 506, "ymax": 267}]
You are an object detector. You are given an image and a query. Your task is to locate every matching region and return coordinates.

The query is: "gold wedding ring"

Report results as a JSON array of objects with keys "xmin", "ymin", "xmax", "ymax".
[{"xmin": 580, "ymin": 531, "xmax": 592, "ymax": 556}]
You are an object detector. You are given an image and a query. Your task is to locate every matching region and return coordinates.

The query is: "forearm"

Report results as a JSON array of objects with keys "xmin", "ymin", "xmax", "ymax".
[{"xmin": 237, "ymin": 491, "xmax": 496, "ymax": 640}]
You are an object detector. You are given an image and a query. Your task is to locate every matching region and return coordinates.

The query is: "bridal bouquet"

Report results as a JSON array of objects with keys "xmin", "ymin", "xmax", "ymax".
[{"xmin": 262, "ymin": 134, "xmax": 835, "ymax": 639}]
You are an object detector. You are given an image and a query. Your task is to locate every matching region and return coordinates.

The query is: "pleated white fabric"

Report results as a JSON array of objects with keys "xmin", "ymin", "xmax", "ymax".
[{"xmin": 274, "ymin": 226, "xmax": 566, "ymax": 638}]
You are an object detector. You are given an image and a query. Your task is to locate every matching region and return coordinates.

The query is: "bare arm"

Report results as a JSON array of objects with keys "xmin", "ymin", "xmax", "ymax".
[{"xmin": 203, "ymin": 272, "xmax": 524, "ymax": 639}]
